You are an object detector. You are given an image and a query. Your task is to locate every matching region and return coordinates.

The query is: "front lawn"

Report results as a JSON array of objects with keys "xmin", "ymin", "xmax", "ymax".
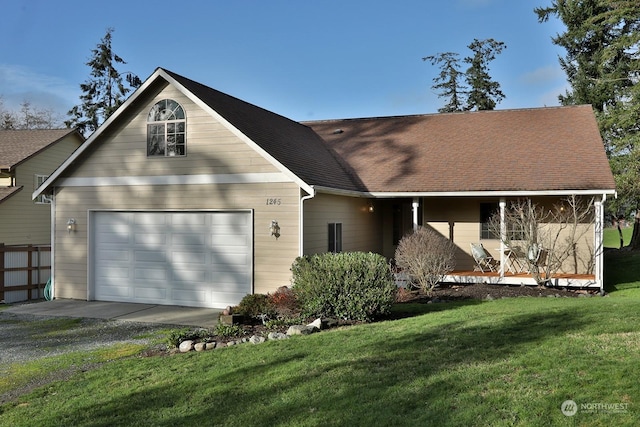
[{"xmin": 1, "ymin": 254, "xmax": 639, "ymax": 426}]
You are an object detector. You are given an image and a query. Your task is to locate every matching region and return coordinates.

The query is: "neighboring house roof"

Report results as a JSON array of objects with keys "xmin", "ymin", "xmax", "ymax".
[
  {"xmin": 305, "ymin": 106, "xmax": 616, "ymax": 195},
  {"xmin": 0, "ymin": 186, "xmax": 23, "ymax": 203},
  {"xmin": 0, "ymin": 129, "xmax": 81, "ymax": 170}
]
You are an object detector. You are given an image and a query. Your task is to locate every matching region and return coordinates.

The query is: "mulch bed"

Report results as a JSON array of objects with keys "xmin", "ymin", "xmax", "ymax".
[{"xmin": 398, "ymin": 282, "xmax": 597, "ymax": 303}]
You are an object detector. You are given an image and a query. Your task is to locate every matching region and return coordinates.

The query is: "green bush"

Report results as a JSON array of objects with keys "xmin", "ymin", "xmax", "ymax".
[
  {"xmin": 235, "ymin": 293, "xmax": 275, "ymax": 319},
  {"xmin": 291, "ymin": 252, "xmax": 396, "ymax": 322}
]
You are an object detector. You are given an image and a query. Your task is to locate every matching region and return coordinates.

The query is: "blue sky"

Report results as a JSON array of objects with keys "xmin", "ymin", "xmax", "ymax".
[{"xmin": 0, "ymin": 0, "xmax": 566, "ymax": 122}]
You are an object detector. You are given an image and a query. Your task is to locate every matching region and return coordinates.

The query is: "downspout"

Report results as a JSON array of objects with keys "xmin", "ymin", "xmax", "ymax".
[
  {"xmin": 49, "ymin": 188, "xmax": 56, "ymax": 300},
  {"xmin": 499, "ymin": 198, "xmax": 506, "ymax": 278},
  {"xmin": 594, "ymin": 194, "xmax": 606, "ymax": 295},
  {"xmin": 299, "ymin": 188, "xmax": 316, "ymax": 256},
  {"xmin": 412, "ymin": 198, "xmax": 420, "ymax": 231}
]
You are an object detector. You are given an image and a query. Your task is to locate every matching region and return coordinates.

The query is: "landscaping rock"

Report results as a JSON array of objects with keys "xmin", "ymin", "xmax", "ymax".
[
  {"xmin": 307, "ymin": 318, "xmax": 322, "ymax": 331},
  {"xmin": 286, "ymin": 325, "xmax": 315, "ymax": 336},
  {"xmin": 226, "ymin": 341, "xmax": 236, "ymax": 347},
  {"xmin": 267, "ymin": 332, "xmax": 288, "ymax": 340},
  {"xmin": 194, "ymin": 342, "xmax": 207, "ymax": 352},
  {"xmin": 179, "ymin": 340, "xmax": 194, "ymax": 353},
  {"xmin": 205, "ymin": 342, "xmax": 217, "ymax": 350},
  {"xmin": 249, "ymin": 335, "xmax": 266, "ymax": 344}
]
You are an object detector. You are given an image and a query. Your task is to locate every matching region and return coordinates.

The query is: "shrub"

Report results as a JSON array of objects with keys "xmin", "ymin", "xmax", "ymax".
[
  {"xmin": 394, "ymin": 226, "xmax": 456, "ymax": 295},
  {"xmin": 267, "ymin": 286, "xmax": 300, "ymax": 318},
  {"xmin": 291, "ymin": 252, "xmax": 396, "ymax": 322},
  {"xmin": 214, "ymin": 323, "xmax": 246, "ymax": 338},
  {"xmin": 235, "ymin": 293, "xmax": 275, "ymax": 319}
]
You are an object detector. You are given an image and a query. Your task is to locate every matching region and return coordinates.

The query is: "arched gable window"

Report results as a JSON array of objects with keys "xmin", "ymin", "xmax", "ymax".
[{"xmin": 147, "ymin": 99, "xmax": 186, "ymax": 156}]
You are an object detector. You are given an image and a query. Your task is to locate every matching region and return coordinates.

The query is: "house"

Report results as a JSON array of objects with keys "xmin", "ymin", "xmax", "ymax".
[
  {"xmin": 0, "ymin": 129, "xmax": 84, "ymax": 245},
  {"xmin": 34, "ymin": 68, "xmax": 616, "ymax": 308}
]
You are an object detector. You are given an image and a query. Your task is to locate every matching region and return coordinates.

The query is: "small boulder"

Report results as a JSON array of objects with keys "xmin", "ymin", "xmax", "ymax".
[
  {"xmin": 287, "ymin": 325, "xmax": 314, "ymax": 336},
  {"xmin": 194, "ymin": 342, "xmax": 207, "ymax": 352},
  {"xmin": 307, "ymin": 318, "xmax": 322, "ymax": 331},
  {"xmin": 179, "ymin": 340, "xmax": 194, "ymax": 353},
  {"xmin": 249, "ymin": 335, "xmax": 266, "ymax": 344},
  {"xmin": 267, "ymin": 332, "xmax": 288, "ymax": 340},
  {"xmin": 205, "ymin": 342, "xmax": 217, "ymax": 350}
]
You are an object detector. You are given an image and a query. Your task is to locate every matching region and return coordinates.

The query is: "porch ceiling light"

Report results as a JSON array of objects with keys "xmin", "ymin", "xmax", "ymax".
[{"xmin": 67, "ymin": 218, "xmax": 76, "ymax": 233}]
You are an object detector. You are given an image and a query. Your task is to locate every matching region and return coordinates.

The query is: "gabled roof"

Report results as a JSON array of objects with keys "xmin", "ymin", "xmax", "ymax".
[
  {"xmin": 162, "ymin": 70, "xmax": 362, "ymax": 192},
  {"xmin": 36, "ymin": 69, "xmax": 615, "ymax": 200},
  {"xmin": 0, "ymin": 129, "xmax": 80, "ymax": 170},
  {"xmin": 305, "ymin": 106, "xmax": 616, "ymax": 195}
]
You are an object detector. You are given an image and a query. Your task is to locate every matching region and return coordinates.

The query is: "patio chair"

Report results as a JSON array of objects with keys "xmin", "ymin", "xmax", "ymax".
[{"xmin": 470, "ymin": 243, "xmax": 500, "ymax": 272}]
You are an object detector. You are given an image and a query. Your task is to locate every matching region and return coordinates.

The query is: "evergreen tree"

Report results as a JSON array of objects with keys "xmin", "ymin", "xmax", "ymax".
[
  {"xmin": 463, "ymin": 38, "xmax": 506, "ymax": 111},
  {"xmin": 536, "ymin": 1, "xmax": 640, "ymax": 247},
  {"xmin": 66, "ymin": 28, "xmax": 142, "ymax": 134},
  {"xmin": 423, "ymin": 52, "xmax": 467, "ymax": 113}
]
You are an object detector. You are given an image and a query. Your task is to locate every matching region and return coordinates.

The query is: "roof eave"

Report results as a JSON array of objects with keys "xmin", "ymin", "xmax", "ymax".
[{"xmin": 313, "ymin": 186, "xmax": 617, "ymax": 198}]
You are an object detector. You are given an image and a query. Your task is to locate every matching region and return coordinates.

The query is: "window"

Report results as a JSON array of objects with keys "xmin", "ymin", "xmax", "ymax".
[
  {"xmin": 34, "ymin": 174, "xmax": 51, "ymax": 204},
  {"xmin": 480, "ymin": 202, "xmax": 525, "ymax": 240},
  {"xmin": 147, "ymin": 99, "xmax": 186, "ymax": 157},
  {"xmin": 480, "ymin": 203, "xmax": 498, "ymax": 240},
  {"xmin": 328, "ymin": 223, "xmax": 342, "ymax": 253}
]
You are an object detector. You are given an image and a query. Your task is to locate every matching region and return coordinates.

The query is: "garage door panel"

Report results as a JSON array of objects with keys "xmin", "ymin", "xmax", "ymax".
[
  {"xmin": 135, "ymin": 233, "xmax": 166, "ymax": 245},
  {"xmin": 92, "ymin": 211, "xmax": 252, "ymax": 308},
  {"xmin": 172, "ymin": 268, "xmax": 208, "ymax": 283},
  {"xmin": 135, "ymin": 268, "xmax": 167, "ymax": 281}
]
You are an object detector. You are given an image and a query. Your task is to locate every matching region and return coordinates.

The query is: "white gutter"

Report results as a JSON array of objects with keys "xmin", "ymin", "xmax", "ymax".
[
  {"xmin": 49, "ymin": 190, "xmax": 56, "ymax": 300},
  {"xmin": 299, "ymin": 188, "xmax": 316, "ymax": 256},
  {"xmin": 311, "ymin": 185, "xmax": 616, "ymax": 199}
]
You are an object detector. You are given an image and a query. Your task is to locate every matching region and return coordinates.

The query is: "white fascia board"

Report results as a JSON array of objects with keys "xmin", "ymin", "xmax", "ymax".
[
  {"xmin": 57, "ymin": 172, "xmax": 292, "ymax": 187},
  {"xmin": 32, "ymin": 68, "xmax": 166, "ymax": 200},
  {"xmin": 313, "ymin": 186, "xmax": 617, "ymax": 198},
  {"xmin": 161, "ymin": 70, "xmax": 315, "ymax": 196}
]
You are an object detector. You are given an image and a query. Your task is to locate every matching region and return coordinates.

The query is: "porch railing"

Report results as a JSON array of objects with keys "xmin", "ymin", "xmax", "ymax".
[{"xmin": 0, "ymin": 243, "xmax": 51, "ymax": 304}]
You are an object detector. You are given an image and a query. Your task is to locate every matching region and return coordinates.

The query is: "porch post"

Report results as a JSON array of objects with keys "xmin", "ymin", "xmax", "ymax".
[
  {"xmin": 499, "ymin": 198, "xmax": 506, "ymax": 277},
  {"xmin": 594, "ymin": 196, "xmax": 605, "ymax": 294},
  {"xmin": 412, "ymin": 198, "xmax": 420, "ymax": 231}
]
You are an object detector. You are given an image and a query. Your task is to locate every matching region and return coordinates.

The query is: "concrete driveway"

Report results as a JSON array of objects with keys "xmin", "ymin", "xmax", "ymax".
[{"xmin": 4, "ymin": 299, "xmax": 220, "ymax": 328}]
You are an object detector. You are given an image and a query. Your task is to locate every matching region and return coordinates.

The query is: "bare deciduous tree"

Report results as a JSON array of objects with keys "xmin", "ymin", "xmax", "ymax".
[
  {"xmin": 394, "ymin": 226, "xmax": 457, "ymax": 295},
  {"xmin": 489, "ymin": 196, "xmax": 595, "ymax": 285}
]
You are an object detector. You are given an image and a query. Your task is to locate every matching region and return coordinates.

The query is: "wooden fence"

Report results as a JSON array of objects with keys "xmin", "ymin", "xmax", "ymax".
[{"xmin": 0, "ymin": 244, "xmax": 51, "ymax": 304}]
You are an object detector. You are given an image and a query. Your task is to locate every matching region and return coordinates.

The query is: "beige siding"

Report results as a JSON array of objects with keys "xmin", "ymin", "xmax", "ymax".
[
  {"xmin": 303, "ymin": 193, "xmax": 382, "ymax": 255},
  {"xmin": 67, "ymin": 85, "xmax": 279, "ymax": 179},
  {"xmin": 53, "ymin": 182, "xmax": 301, "ymax": 299},
  {"xmin": 422, "ymin": 196, "xmax": 596, "ymax": 274},
  {"xmin": 0, "ymin": 134, "xmax": 81, "ymax": 245}
]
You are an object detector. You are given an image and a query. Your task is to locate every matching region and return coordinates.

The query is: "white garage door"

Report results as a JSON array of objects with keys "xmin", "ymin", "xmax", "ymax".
[{"xmin": 91, "ymin": 211, "xmax": 252, "ymax": 308}]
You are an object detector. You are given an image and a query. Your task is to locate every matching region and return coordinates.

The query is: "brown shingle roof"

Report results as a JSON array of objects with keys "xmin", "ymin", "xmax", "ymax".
[
  {"xmin": 164, "ymin": 70, "xmax": 363, "ymax": 192},
  {"xmin": 0, "ymin": 129, "xmax": 78, "ymax": 170},
  {"xmin": 305, "ymin": 106, "xmax": 616, "ymax": 193}
]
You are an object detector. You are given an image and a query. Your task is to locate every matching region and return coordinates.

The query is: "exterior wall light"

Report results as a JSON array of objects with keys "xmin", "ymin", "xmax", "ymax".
[
  {"xmin": 270, "ymin": 220, "xmax": 280, "ymax": 239},
  {"xmin": 67, "ymin": 218, "xmax": 76, "ymax": 233},
  {"xmin": 368, "ymin": 202, "xmax": 375, "ymax": 213}
]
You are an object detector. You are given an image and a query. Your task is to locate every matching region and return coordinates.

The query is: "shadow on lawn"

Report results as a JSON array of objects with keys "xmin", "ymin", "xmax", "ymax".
[{"xmin": 56, "ymin": 306, "xmax": 589, "ymax": 426}]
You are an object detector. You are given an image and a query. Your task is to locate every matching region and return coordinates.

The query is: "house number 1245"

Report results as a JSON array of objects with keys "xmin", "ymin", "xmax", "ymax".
[{"xmin": 266, "ymin": 198, "xmax": 281, "ymax": 206}]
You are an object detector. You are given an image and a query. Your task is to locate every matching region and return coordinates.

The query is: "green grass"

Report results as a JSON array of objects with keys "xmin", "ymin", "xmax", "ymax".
[
  {"xmin": 2, "ymin": 254, "xmax": 640, "ymax": 426},
  {"xmin": 604, "ymin": 226, "xmax": 633, "ymax": 248}
]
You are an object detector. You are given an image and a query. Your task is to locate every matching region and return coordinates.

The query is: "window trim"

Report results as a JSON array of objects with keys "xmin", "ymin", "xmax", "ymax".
[
  {"xmin": 146, "ymin": 99, "xmax": 186, "ymax": 157},
  {"xmin": 34, "ymin": 174, "xmax": 51, "ymax": 204}
]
